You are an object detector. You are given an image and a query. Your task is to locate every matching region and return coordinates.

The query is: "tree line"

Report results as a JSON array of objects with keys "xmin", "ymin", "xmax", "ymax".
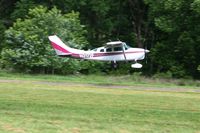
[{"xmin": 0, "ymin": 0, "xmax": 200, "ymax": 78}]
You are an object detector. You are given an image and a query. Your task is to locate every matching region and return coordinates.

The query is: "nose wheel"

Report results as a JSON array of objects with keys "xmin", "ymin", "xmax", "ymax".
[{"xmin": 131, "ymin": 60, "xmax": 142, "ymax": 68}]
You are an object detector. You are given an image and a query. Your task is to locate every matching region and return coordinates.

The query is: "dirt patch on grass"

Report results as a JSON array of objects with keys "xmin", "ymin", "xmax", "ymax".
[
  {"xmin": 119, "ymin": 129, "xmax": 131, "ymax": 133},
  {"xmin": 2, "ymin": 124, "xmax": 25, "ymax": 133},
  {"xmin": 70, "ymin": 127, "xmax": 81, "ymax": 133},
  {"xmin": 0, "ymin": 79, "xmax": 200, "ymax": 93},
  {"xmin": 35, "ymin": 80, "xmax": 200, "ymax": 93}
]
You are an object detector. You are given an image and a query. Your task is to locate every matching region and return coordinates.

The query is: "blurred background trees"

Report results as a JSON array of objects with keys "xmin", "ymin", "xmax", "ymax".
[{"xmin": 0, "ymin": 0, "xmax": 200, "ymax": 78}]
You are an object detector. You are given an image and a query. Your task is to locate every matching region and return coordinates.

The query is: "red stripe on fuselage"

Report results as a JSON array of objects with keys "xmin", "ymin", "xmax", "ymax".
[
  {"xmin": 69, "ymin": 51, "xmax": 144, "ymax": 59},
  {"xmin": 93, "ymin": 51, "xmax": 143, "ymax": 57}
]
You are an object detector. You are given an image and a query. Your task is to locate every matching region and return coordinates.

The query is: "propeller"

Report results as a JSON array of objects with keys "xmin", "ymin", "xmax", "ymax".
[{"xmin": 144, "ymin": 43, "xmax": 149, "ymax": 64}]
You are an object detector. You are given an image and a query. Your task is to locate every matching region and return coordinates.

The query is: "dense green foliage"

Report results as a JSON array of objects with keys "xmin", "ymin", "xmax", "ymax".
[
  {"xmin": 0, "ymin": 0, "xmax": 200, "ymax": 78},
  {"xmin": 0, "ymin": 6, "xmax": 103, "ymax": 74},
  {"xmin": 145, "ymin": 0, "xmax": 200, "ymax": 78}
]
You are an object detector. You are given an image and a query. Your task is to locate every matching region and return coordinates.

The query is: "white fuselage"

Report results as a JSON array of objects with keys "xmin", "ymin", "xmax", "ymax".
[
  {"xmin": 69, "ymin": 46, "xmax": 147, "ymax": 62},
  {"xmin": 48, "ymin": 35, "xmax": 149, "ymax": 65}
]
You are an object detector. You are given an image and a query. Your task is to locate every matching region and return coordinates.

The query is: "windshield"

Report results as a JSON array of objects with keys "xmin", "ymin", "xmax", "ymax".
[{"xmin": 124, "ymin": 43, "xmax": 131, "ymax": 50}]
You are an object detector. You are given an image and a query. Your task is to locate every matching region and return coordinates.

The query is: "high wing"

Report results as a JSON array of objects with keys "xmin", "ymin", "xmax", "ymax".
[{"xmin": 106, "ymin": 41, "xmax": 124, "ymax": 47}]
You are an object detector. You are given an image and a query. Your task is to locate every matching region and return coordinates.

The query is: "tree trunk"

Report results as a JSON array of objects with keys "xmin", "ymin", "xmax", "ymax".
[{"xmin": 128, "ymin": 0, "xmax": 147, "ymax": 48}]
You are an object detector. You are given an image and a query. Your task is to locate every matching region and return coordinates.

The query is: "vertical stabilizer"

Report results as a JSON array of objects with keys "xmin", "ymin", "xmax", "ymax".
[{"xmin": 48, "ymin": 35, "xmax": 72, "ymax": 56}]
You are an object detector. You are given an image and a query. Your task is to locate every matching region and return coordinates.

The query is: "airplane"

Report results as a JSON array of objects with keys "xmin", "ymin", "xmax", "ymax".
[{"xmin": 48, "ymin": 35, "xmax": 149, "ymax": 68}]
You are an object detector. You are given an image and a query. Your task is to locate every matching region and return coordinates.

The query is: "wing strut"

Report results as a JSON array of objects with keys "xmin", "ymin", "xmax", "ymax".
[{"xmin": 122, "ymin": 43, "xmax": 127, "ymax": 62}]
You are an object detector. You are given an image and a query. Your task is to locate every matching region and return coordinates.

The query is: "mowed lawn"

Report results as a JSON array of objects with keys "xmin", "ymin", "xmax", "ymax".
[{"xmin": 0, "ymin": 79, "xmax": 200, "ymax": 133}]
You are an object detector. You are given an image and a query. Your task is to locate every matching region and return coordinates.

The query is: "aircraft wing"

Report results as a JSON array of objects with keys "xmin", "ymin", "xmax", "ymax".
[{"xmin": 106, "ymin": 41, "xmax": 123, "ymax": 47}]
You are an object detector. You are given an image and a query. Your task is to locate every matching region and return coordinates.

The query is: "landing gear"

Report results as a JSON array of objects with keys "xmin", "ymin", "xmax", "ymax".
[
  {"xmin": 131, "ymin": 60, "xmax": 142, "ymax": 68},
  {"xmin": 131, "ymin": 63, "xmax": 142, "ymax": 68},
  {"xmin": 111, "ymin": 61, "xmax": 117, "ymax": 69}
]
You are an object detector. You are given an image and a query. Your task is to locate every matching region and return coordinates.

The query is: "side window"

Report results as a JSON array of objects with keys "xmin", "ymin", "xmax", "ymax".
[
  {"xmin": 93, "ymin": 48, "xmax": 97, "ymax": 51},
  {"xmin": 106, "ymin": 48, "xmax": 112, "ymax": 52},
  {"xmin": 114, "ymin": 46, "xmax": 122, "ymax": 51},
  {"xmin": 100, "ymin": 49, "xmax": 104, "ymax": 52}
]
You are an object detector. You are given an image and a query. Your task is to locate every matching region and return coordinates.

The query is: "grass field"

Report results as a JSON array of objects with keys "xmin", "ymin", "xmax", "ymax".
[{"xmin": 0, "ymin": 73, "xmax": 200, "ymax": 133}]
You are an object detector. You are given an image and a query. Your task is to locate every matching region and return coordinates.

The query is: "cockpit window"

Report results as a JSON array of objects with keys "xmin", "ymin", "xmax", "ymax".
[
  {"xmin": 106, "ymin": 48, "xmax": 112, "ymax": 52},
  {"xmin": 114, "ymin": 46, "xmax": 123, "ymax": 51},
  {"xmin": 100, "ymin": 49, "xmax": 104, "ymax": 52}
]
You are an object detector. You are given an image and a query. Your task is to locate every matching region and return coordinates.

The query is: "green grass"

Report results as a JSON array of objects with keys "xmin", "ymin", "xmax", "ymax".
[{"xmin": 0, "ymin": 74, "xmax": 200, "ymax": 133}]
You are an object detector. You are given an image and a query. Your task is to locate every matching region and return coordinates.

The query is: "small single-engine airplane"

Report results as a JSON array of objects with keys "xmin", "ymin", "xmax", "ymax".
[{"xmin": 48, "ymin": 35, "xmax": 149, "ymax": 68}]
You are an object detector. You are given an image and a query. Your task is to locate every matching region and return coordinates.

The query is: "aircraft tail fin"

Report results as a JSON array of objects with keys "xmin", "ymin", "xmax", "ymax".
[{"xmin": 48, "ymin": 35, "xmax": 72, "ymax": 56}]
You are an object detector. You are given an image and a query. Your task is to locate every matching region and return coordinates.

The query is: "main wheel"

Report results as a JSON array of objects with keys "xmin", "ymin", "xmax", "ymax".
[{"xmin": 111, "ymin": 61, "xmax": 117, "ymax": 69}]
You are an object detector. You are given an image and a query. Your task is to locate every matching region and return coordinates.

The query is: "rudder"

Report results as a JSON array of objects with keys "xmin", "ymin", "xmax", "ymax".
[{"xmin": 48, "ymin": 35, "xmax": 72, "ymax": 56}]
